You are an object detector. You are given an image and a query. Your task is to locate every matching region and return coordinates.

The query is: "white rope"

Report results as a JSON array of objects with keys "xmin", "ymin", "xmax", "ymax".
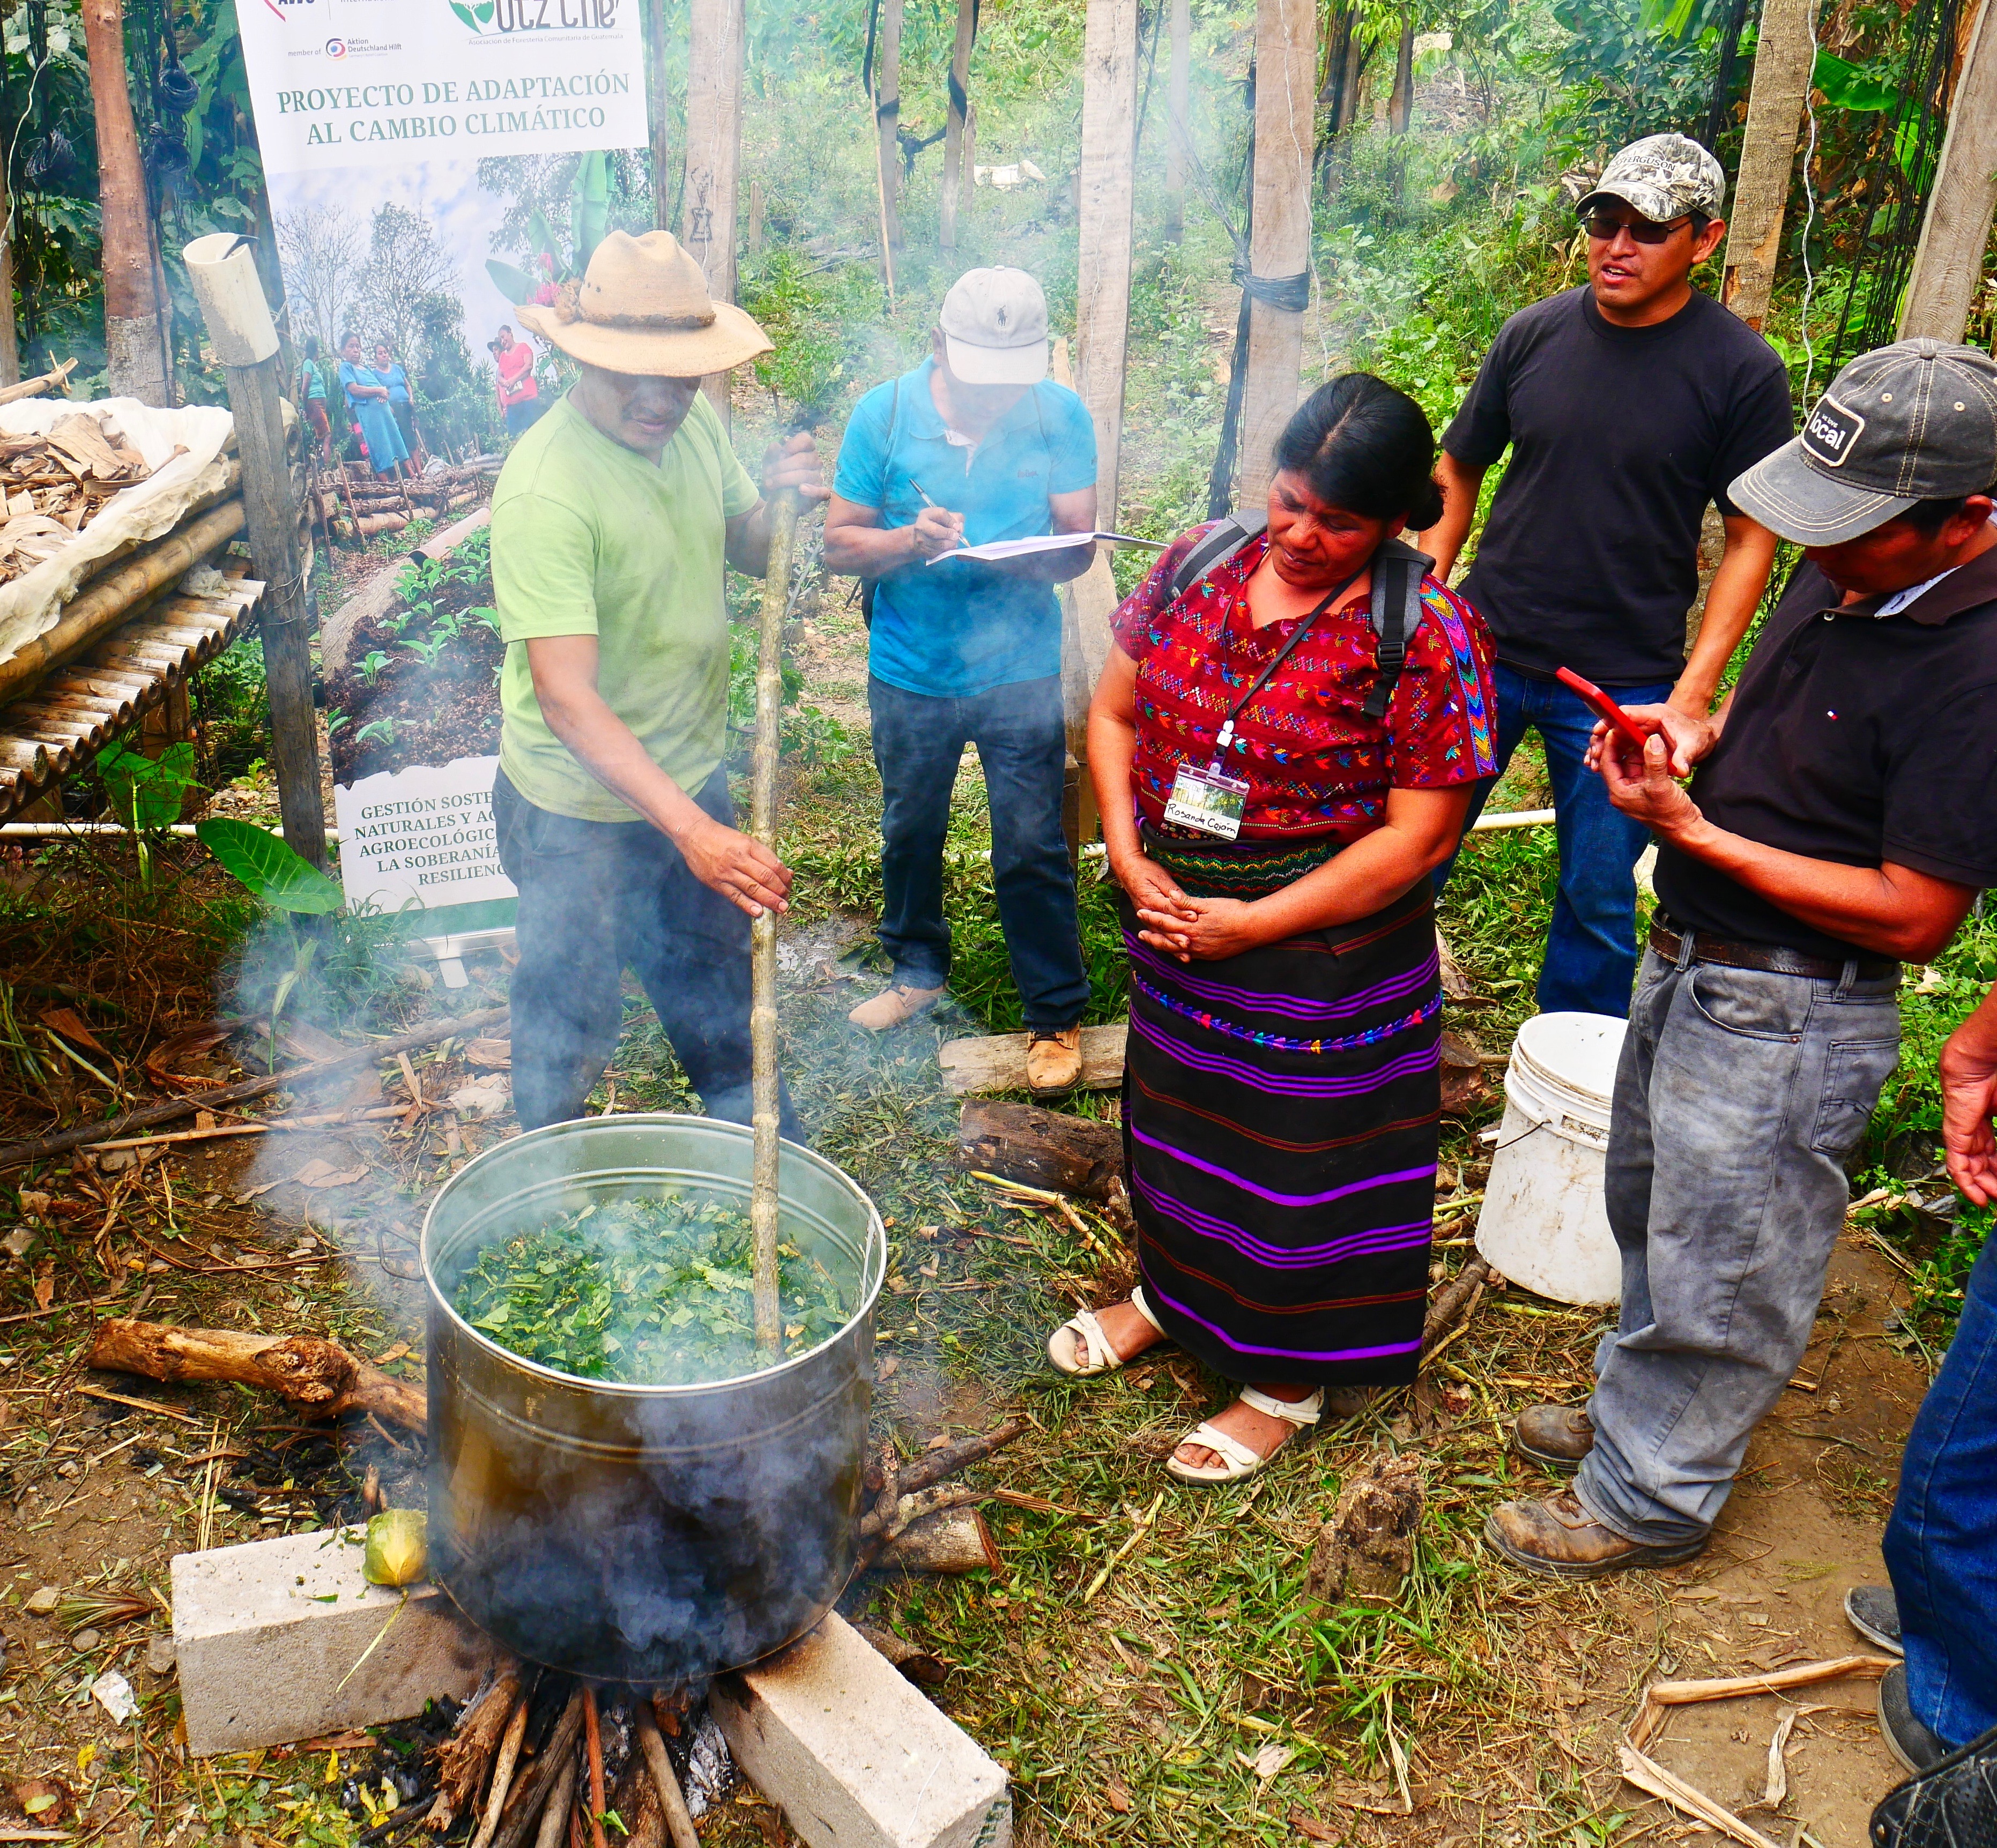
[{"xmin": 1797, "ymin": 0, "xmax": 1825, "ymax": 401}]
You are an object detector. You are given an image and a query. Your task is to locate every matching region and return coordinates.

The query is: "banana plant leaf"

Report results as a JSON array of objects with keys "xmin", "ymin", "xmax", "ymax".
[{"xmin": 196, "ymin": 817, "xmax": 345, "ymax": 913}]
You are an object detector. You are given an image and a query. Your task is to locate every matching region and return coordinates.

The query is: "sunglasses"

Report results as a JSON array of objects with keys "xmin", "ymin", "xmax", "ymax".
[{"xmin": 1581, "ymin": 210, "xmax": 1697, "ymax": 244}]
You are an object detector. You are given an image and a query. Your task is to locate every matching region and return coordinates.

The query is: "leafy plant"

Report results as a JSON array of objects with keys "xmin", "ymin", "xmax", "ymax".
[
  {"xmin": 359, "ymin": 651, "xmax": 391, "ymax": 684},
  {"xmin": 356, "ymin": 717, "xmax": 399, "ymax": 746},
  {"xmin": 195, "ymin": 817, "xmax": 345, "ymax": 914},
  {"xmin": 96, "ymin": 740, "xmax": 199, "ymax": 889},
  {"xmin": 402, "ymin": 634, "xmax": 450, "ymax": 669}
]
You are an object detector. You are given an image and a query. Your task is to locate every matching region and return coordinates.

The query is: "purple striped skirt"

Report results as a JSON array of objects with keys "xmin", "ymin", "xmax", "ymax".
[{"xmin": 1121, "ymin": 878, "xmax": 1439, "ymax": 1387}]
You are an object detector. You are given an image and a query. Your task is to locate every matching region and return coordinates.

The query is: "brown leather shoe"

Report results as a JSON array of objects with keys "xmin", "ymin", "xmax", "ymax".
[
  {"xmin": 1514, "ymin": 1404, "xmax": 1595, "ymax": 1470},
  {"xmin": 1483, "ymin": 1489, "xmax": 1708, "ymax": 1580},
  {"xmin": 1025, "ymin": 1026, "xmax": 1083, "ymax": 1093},
  {"xmin": 847, "ymin": 983, "xmax": 946, "ymax": 1031}
]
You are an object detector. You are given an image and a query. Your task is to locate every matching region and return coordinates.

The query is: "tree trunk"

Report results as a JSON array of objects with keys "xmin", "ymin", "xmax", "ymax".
[
  {"xmin": 1077, "ymin": 0, "xmax": 1140, "ymax": 520},
  {"xmin": 86, "ymin": 1318, "xmax": 425, "ymax": 1430},
  {"xmin": 874, "ymin": 0, "xmax": 903, "ymax": 254},
  {"xmin": 1239, "ymin": 0, "xmax": 1316, "ymax": 506},
  {"xmin": 680, "ymin": 0, "xmax": 743, "ymax": 419},
  {"xmin": 1388, "ymin": 16, "xmax": 1415, "ymax": 132},
  {"xmin": 645, "ymin": 0, "xmax": 673, "ymax": 230},
  {"xmin": 1902, "ymin": 0, "xmax": 1997, "ymax": 344},
  {"xmin": 0, "ymin": 155, "xmax": 20, "ymax": 388},
  {"xmin": 81, "ymin": 0, "xmax": 168, "ymax": 404},
  {"xmin": 1163, "ymin": 0, "xmax": 1190, "ymax": 239},
  {"xmin": 1719, "ymin": 0, "xmax": 1821, "ymax": 331},
  {"xmin": 939, "ymin": 0, "xmax": 975, "ymax": 249}
]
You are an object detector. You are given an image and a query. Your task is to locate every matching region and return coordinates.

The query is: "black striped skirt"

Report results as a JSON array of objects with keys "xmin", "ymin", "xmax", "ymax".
[{"xmin": 1122, "ymin": 830, "xmax": 1440, "ymax": 1388}]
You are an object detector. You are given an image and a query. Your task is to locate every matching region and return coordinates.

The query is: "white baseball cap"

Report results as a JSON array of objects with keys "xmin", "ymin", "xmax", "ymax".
[{"xmin": 938, "ymin": 267, "xmax": 1049, "ymax": 386}]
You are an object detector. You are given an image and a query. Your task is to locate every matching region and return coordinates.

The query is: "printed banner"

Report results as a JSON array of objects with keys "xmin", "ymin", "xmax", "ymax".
[{"xmin": 332, "ymin": 756, "xmax": 514, "ymax": 913}]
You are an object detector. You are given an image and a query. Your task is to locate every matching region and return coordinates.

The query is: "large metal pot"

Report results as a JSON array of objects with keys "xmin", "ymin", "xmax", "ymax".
[{"xmin": 421, "ymin": 1114, "xmax": 884, "ymax": 1685}]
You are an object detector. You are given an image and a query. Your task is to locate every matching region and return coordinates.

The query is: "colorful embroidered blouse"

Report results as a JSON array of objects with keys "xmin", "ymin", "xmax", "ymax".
[{"xmin": 1110, "ymin": 524, "xmax": 1499, "ymax": 843}]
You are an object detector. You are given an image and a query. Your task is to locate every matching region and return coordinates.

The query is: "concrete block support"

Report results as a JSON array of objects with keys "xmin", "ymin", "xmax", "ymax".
[
  {"xmin": 712, "ymin": 1612, "xmax": 1012, "ymax": 1848},
  {"xmin": 170, "ymin": 1528, "xmax": 503, "ymax": 1756}
]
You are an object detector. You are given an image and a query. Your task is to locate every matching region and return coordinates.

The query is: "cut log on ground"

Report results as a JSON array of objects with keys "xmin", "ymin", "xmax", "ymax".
[
  {"xmin": 938, "ymin": 1025, "xmax": 1126, "ymax": 1096},
  {"xmin": 86, "ymin": 1319, "xmax": 425, "ymax": 1432},
  {"xmin": 955, "ymin": 1099, "xmax": 1123, "ymax": 1200},
  {"xmin": 1422, "ymin": 1255, "xmax": 1491, "ymax": 1352},
  {"xmin": 852, "ymin": 1416, "xmax": 1028, "ymax": 1571},
  {"xmin": 432, "ymin": 1671, "xmax": 525, "ymax": 1835},
  {"xmin": 1304, "ymin": 1452, "xmax": 1423, "ymax": 1607},
  {"xmin": 874, "ymin": 1505, "xmax": 1001, "ymax": 1574}
]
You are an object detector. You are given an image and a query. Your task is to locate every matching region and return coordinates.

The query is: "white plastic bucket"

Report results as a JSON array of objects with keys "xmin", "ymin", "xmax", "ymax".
[{"xmin": 1474, "ymin": 1011, "xmax": 1628, "ymax": 1306}]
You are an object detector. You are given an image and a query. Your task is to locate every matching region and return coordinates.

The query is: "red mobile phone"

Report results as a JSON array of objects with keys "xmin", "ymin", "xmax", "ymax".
[{"xmin": 1556, "ymin": 667, "xmax": 1659, "ymax": 750}]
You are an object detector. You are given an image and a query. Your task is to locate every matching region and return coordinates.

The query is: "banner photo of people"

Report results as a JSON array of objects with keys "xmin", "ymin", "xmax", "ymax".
[{"xmin": 234, "ymin": 0, "xmax": 650, "ymax": 928}]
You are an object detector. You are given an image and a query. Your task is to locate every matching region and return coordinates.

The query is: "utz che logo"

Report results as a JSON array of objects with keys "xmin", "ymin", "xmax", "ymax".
[{"xmin": 1802, "ymin": 396, "xmax": 1865, "ymax": 468}]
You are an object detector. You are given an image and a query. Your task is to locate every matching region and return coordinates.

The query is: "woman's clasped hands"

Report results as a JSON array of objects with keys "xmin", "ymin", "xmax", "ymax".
[{"xmin": 1116, "ymin": 847, "xmax": 1272, "ymax": 963}]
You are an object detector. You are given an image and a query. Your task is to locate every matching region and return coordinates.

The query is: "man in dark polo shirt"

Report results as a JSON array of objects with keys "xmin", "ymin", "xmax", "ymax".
[
  {"xmin": 1484, "ymin": 339, "xmax": 1997, "ymax": 1578},
  {"xmin": 1423, "ymin": 133, "xmax": 1792, "ymax": 1017}
]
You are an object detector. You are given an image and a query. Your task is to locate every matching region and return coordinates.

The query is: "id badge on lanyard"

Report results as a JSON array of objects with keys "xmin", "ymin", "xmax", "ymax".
[{"xmin": 1164, "ymin": 759, "xmax": 1250, "ymax": 840}]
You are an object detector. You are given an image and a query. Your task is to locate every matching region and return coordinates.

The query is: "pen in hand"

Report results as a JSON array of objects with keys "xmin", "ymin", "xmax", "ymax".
[{"xmin": 905, "ymin": 477, "xmax": 964, "ymax": 561}]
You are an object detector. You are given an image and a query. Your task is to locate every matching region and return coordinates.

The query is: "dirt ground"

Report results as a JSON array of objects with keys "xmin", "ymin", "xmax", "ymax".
[{"xmin": 0, "ymin": 576, "xmax": 1946, "ymax": 1848}]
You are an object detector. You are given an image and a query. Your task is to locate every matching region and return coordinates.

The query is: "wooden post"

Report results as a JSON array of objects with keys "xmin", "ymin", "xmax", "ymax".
[
  {"xmin": 1238, "ymin": 0, "xmax": 1316, "ymax": 507},
  {"xmin": 1163, "ymin": 0, "xmax": 1190, "ymax": 240},
  {"xmin": 182, "ymin": 236, "xmax": 326, "ymax": 870},
  {"xmin": 0, "ymin": 155, "xmax": 19, "ymax": 388},
  {"xmin": 1719, "ymin": 0, "xmax": 1821, "ymax": 332},
  {"xmin": 940, "ymin": 0, "xmax": 975, "ymax": 250},
  {"xmin": 1901, "ymin": 0, "xmax": 1997, "ymax": 344},
  {"xmin": 874, "ymin": 0, "xmax": 904, "ymax": 256},
  {"xmin": 1388, "ymin": 17, "xmax": 1414, "ymax": 132},
  {"xmin": 1077, "ymin": 0, "xmax": 1140, "ymax": 522},
  {"xmin": 681, "ymin": 0, "xmax": 744, "ymax": 416},
  {"xmin": 645, "ymin": 0, "xmax": 673, "ymax": 231},
  {"xmin": 81, "ymin": 0, "xmax": 168, "ymax": 405}
]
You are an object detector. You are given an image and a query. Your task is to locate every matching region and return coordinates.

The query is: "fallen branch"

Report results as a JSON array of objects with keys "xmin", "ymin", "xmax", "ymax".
[
  {"xmin": 527, "ymin": 1755, "xmax": 576, "ymax": 1848},
  {"xmin": 1617, "ymin": 1745, "xmax": 1781, "ymax": 1848},
  {"xmin": 86, "ymin": 1318, "xmax": 424, "ymax": 1433},
  {"xmin": 491, "ymin": 1688, "xmax": 584, "ymax": 1848},
  {"xmin": 897, "ymin": 1417, "xmax": 1028, "ymax": 1498},
  {"xmin": 469, "ymin": 1691, "xmax": 531, "ymax": 1848},
  {"xmin": 581, "ymin": 1687, "xmax": 608, "ymax": 1848},
  {"xmin": 1627, "ymin": 1652, "xmax": 1895, "ymax": 1750},
  {"xmin": 0, "ymin": 1007, "xmax": 508, "ymax": 1171},
  {"xmin": 1422, "ymin": 1255, "xmax": 1491, "ymax": 1353}
]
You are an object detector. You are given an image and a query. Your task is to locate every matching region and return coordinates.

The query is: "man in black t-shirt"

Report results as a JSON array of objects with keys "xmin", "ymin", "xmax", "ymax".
[
  {"xmin": 1484, "ymin": 340, "xmax": 1997, "ymax": 1585},
  {"xmin": 1423, "ymin": 133, "xmax": 1792, "ymax": 1018}
]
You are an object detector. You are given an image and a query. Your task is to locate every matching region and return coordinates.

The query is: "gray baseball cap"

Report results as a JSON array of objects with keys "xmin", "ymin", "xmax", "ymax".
[
  {"xmin": 939, "ymin": 267, "xmax": 1049, "ymax": 386},
  {"xmin": 1576, "ymin": 133, "xmax": 1725, "ymax": 225},
  {"xmin": 1730, "ymin": 340, "xmax": 1997, "ymax": 545}
]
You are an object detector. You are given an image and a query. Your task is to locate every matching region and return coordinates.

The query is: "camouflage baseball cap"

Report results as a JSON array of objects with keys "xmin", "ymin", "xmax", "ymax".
[{"xmin": 1576, "ymin": 133, "xmax": 1725, "ymax": 225}]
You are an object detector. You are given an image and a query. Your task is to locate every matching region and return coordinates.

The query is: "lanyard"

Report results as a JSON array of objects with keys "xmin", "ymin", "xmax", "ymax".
[{"xmin": 1206, "ymin": 562, "xmax": 1367, "ymax": 769}]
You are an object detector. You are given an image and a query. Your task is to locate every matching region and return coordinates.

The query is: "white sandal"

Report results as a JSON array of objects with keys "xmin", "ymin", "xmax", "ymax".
[
  {"xmin": 1164, "ymin": 1385, "xmax": 1324, "ymax": 1485},
  {"xmin": 1046, "ymin": 1286, "xmax": 1163, "ymax": 1377}
]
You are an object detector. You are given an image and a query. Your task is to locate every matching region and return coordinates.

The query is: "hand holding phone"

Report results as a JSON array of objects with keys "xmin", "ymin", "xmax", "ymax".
[{"xmin": 1557, "ymin": 667, "xmax": 1661, "ymax": 751}]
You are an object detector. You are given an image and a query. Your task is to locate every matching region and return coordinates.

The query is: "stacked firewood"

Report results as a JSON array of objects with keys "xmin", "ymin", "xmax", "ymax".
[
  {"xmin": 315, "ymin": 461, "xmax": 484, "ymax": 540},
  {"xmin": 0, "ymin": 411, "xmax": 166, "ymax": 583}
]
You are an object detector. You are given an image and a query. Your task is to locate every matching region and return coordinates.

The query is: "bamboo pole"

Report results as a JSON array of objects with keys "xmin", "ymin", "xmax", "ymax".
[
  {"xmin": 1238, "ymin": 0, "xmax": 1317, "ymax": 506},
  {"xmin": 0, "ymin": 356, "xmax": 77, "ymax": 407},
  {"xmin": 749, "ymin": 488, "xmax": 798, "ymax": 1354},
  {"xmin": 0, "ymin": 496, "xmax": 244, "ymax": 709},
  {"xmin": 0, "ymin": 157, "xmax": 19, "ymax": 389},
  {"xmin": 1719, "ymin": 0, "xmax": 1821, "ymax": 332},
  {"xmin": 1901, "ymin": 0, "xmax": 1997, "ymax": 342},
  {"xmin": 940, "ymin": 0, "xmax": 975, "ymax": 250}
]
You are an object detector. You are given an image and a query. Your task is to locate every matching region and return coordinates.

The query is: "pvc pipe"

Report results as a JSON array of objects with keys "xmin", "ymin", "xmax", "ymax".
[
  {"xmin": 0, "ymin": 821, "xmax": 342, "ymax": 842},
  {"xmin": 181, "ymin": 233, "xmax": 279, "ymax": 366}
]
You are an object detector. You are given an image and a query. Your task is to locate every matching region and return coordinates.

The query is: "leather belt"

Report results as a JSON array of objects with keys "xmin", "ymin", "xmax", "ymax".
[{"xmin": 1650, "ymin": 911, "xmax": 1898, "ymax": 985}]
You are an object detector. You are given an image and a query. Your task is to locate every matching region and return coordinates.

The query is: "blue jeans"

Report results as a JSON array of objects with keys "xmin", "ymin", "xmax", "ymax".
[
  {"xmin": 1576, "ymin": 944, "xmax": 1901, "ymax": 1546},
  {"xmin": 1436, "ymin": 662, "xmax": 1675, "ymax": 1018},
  {"xmin": 868, "ymin": 673, "xmax": 1090, "ymax": 1028},
  {"xmin": 1884, "ymin": 1232, "xmax": 1997, "ymax": 1749}
]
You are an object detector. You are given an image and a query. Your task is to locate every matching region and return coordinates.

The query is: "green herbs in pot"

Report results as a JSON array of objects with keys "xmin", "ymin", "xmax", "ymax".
[{"xmin": 450, "ymin": 1188, "xmax": 851, "ymax": 1384}]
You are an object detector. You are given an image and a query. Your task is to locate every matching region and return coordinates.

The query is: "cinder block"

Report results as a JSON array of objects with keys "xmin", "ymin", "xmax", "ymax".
[
  {"xmin": 170, "ymin": 1527, "xmax": 503, "ymax": 1756},
  {"xmin": 712, "ymin": 1612, "xmax": 1011, "ymax": 1848}
]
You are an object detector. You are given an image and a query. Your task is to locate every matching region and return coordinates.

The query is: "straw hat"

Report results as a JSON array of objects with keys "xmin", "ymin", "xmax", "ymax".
[{"xmin": 516, "ymin": 230, "xmax": 773, "ymax": 376}]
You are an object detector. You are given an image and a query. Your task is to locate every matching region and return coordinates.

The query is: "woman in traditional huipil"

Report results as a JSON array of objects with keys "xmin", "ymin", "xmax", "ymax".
[{"xmin": 1047, "ymin": 374, "xmax": 1497, "ymax": 1484}]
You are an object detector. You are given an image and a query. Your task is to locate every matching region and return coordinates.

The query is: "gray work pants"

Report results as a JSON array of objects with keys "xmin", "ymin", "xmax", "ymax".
[{"xmin": 1573, "ymin": 942, "xmax": 1901, "ymax": 1546}]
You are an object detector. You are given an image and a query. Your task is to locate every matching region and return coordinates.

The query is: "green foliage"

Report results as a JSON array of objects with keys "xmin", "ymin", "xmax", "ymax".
[
  {"xmin": 97, "ymin": 741, "xmax": 196, "ymax": 836},
  {"xmin": 196, "ymin": 817, "xmax": 346, "ymax": 914}
]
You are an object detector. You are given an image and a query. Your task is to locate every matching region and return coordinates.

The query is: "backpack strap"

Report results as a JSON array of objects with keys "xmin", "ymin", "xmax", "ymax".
[
  {"xmin": 1169, "ymin": 510, "xmax": 1269, "ymax": 602},
  {"xmin": 1362, "ymin": 537, "xmax": 1434, "ymax": 721},
  {"xmin": 859, "ymin": 376, "xmax": 904, "ymax": 632}
]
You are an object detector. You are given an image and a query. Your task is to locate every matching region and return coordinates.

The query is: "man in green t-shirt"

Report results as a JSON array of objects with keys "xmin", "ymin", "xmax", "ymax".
[{"xmin": 492, "ymin": 230, "xmax": 826, "ymax": 1131}]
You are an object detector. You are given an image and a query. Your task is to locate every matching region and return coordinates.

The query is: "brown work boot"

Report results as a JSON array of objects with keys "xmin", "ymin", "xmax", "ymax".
[
  {"xmin": 1025, "ymin": 1025, "xmax": 1083, "ymax": 1093},
  {"xmin": 1514, "ymin": 1404, "xmax": 1595, "ymax": 1471},
  {"xmin": 847, "ymin": 983, "xmax": 946, "ymax": 1032},
  {"xmin": 1483, "ymin": 1489, "xmax": 1708, "ymax": 1581}
]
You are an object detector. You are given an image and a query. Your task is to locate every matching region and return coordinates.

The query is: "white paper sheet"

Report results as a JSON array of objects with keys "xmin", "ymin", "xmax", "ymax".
[{"xmin": 925, "ymin": 530, "xmax": 1168, "ymax": 565}]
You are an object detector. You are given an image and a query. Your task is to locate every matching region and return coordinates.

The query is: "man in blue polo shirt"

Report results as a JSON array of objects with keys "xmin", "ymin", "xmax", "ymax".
[{"xmin": 824, "ymin": 267, "xmax": 1097, "ymax": 1092}]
